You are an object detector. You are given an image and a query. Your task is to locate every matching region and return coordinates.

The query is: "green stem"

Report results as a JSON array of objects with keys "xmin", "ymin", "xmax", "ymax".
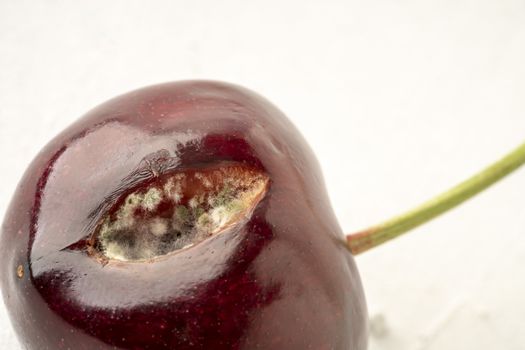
[{"xmin": 347, "ymin": 141, "xmax": 525, "ymax": 255}]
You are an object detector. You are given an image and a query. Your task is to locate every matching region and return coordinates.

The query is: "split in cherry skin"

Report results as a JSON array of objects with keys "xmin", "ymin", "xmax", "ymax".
[{"xmin": 0, "ymin": 81, "xmax": 368, "ymax": 350}]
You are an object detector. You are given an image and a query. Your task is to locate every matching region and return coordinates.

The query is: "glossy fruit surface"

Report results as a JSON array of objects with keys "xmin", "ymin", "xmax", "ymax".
[{"xmin": 0, "ymin": 81, "xmax": 367, "ymax": 349}]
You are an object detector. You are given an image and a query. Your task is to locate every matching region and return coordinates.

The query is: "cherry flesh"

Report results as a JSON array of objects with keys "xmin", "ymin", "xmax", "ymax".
[{"xmin": 0, "ymin": 81, "xmax": 368, "ymax": 349}]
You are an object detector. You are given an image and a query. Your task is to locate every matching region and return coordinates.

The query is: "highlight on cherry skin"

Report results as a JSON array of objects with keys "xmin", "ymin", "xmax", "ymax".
[{"xmin": 0, "ymin": 81, "xmax": 368, "ymax": 350}]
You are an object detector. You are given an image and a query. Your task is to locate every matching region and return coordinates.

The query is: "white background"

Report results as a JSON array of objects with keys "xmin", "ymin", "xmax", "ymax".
[{"xmin": 1, "ymin": 1, "xmax": 525, "ymax": 349}]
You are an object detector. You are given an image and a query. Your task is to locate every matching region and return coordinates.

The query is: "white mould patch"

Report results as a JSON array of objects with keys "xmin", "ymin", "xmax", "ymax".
[
  {"xmin": 142, "ymin": 187, "xmax": 162, "ymax": 211},
  {"xmin": 91, "ymin": 164, "xmax": 270, "ymax": 262},
  {"xmin": 150, "ymin": 218, "xmax": 169, "ymax": 237}
]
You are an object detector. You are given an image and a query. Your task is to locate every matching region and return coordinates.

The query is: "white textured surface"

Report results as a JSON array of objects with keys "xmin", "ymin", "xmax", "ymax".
[{"xmin": 1, "ymin": 1, "xmax": 525, "ymax": 349}]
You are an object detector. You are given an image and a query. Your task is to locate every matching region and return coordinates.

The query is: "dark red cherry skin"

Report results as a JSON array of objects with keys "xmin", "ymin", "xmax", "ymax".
[{"xmin": 0, "ymin": 81, "xmax": 367, "ymax": 350}]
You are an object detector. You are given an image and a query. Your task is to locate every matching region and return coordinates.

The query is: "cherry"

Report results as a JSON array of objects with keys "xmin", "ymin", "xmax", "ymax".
[{"xmin": 0, "ymin": 81, "xmax": 368, "ymax": 349}]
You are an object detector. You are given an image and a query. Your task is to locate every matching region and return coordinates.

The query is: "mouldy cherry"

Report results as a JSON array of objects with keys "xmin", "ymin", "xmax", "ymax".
[{"xmin": 0, "ymin": 81, "xmax": 368, "ymax": 350}]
